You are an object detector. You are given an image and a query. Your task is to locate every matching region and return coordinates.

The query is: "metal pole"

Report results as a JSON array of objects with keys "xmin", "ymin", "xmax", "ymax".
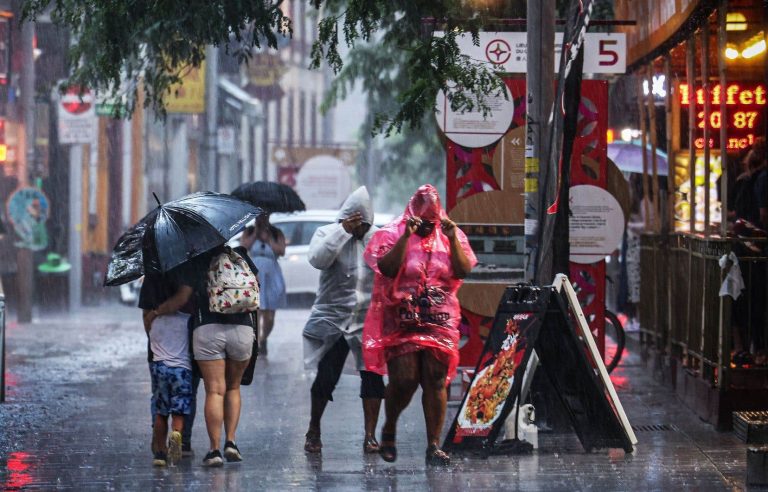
[
  {"xmin": 718, "ymin": 3, "xmax": 728, "ymax": 238},
  {"xmin": 647, "ymin": 63, "xmax": 660, "ymax": 233},
  {"xmin": 717, "ymin": 0, "xmax": 729, "ymax": 389},
  {"xmin": 261, "ymin": 101, "xmax": 269, "ymax": 181},
  {"xmin": 203, "ymin": 45, "xmax": 218, "ymax": 192},
  {"xmin": 701, "ymin": 20, "xmax": 711, "ymax": 236},
  {"xmin": 68, "ymin": 144, "xmax": 83, "ymax": 311},
  {"xmin": 637, "ymin": 71, "xmax": 650, "ymax": 231},
  {"xmin": 686, "ymin": 35, "xmax": 697, "ymax": 234},
  {"xmin": 664, "ymin": 55, "xmax": 674, "ymax": 234},
  {"xmin": 0, "ymin": 280, "xmax": 6, "ymax": 402},
  {"xmin": 16, "ymin": 19, "xmax": 35, "ymax": 323},
  {"xmin": 525, "ymin": 0, "xmax": 555, "ymax": 283}
]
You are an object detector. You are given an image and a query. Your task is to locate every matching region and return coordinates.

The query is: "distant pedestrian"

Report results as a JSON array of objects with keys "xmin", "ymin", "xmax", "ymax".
[
  {"xmin": 302, "ymin": 187, "xmax": 385, "ymax": 455},
  {"xmin": 139, "ymin": 273, "xmax": 195, "ymax": 467},
  {"xmin": 186, "ymin": 244, "xmax": 260, "ymax": 467},
  {"xmin": 363, "ymin": 185, "xmax": 476, "ymax": 466},
  {"xmin": 733, "ymin": 138, "xmax": 767, "ymax": 230},
  {"xmin": 240, "ymin": 213, "xmax": 287, "ymax": 356}
]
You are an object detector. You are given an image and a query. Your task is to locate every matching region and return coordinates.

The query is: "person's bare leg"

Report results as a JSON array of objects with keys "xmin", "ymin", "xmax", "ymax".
[
  {"xmin": 171, "ymin": 414, "xmax": 184, "ymax": 433},
  {"xmin": 152, "ymin": 414, "xmax": 169, "ymax": 454},
  {"xmin": 258, "ymin": 310, "xmax": 276, "ymax": 350},
  {"xmin": 420, "ymin": 352, "xmax": 448, "ymax": 447},
  {"xmin": 363, "ymin": 398, "xmax": 382, "ymax": 440},
  {"xmin": 197, "ymin": 359, "xmax": 227, "ymax": 451},
  {"xmin": 380, "ymin": 352, "xmax": 420, "ymax": 461},
  {"xmin": 420, "ymin": 351, "xmax": 450, "ymax": 465},
  {"xmin": 223, "ymin": 358, "xmax": 250, "ymax": 443},
  {"xmin": 167, "ymin": 414, "xmax": 185, "ymax": 464}
]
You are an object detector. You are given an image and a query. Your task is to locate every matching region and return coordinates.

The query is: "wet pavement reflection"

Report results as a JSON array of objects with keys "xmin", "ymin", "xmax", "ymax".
[{"xmin": 0, "ymin": 304, "xmax": 756, "ymax": 490}]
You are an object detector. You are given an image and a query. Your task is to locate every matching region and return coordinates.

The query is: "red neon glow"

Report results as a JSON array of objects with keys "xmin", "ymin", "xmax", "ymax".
[
  {"xmin": 679, "ymin": 83, "xmax": 767, "ymax": 106},
  {"xmin": 696, "ymin": 111, "xmax": 759, "ymax": 130},
  {"xmin": 695, "ymin": 134, "xmax": 756, "ymax": 150},
  {"xmin": 4, "ymin": 452, "xmax": 34, "ymax": 489}
]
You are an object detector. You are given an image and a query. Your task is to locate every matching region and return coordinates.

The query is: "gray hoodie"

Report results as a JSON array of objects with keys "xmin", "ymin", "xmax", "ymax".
[{"xmin": 302, "ymin": 186, "xmax": 376, "ymax": 370}]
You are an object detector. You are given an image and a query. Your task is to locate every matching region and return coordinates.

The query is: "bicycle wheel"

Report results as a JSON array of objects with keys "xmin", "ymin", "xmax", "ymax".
[{"xmin": 603, "ymin": 310, "xmax": 626, "ymax": 373}]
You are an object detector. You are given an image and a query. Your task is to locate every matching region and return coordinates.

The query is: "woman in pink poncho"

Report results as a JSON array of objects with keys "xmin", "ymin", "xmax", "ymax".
[{"xmin": 363, "ymin": 184, "xmax": 476, "ymax": 466}]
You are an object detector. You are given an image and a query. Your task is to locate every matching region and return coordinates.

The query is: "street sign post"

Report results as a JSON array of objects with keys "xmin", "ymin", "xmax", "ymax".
[{"xmin": 57, "ymin": 87, "xmax": 97, "ymax": 144}]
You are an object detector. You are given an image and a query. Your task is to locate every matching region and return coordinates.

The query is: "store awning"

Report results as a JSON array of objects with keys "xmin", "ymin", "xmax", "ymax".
[{"xmin": 218, "ymin": 78, "xmax": 264, "ymax": 121}]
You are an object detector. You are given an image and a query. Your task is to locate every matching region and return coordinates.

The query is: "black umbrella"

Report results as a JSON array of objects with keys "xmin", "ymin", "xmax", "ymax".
[
  {"xmin": 231, "ymin": 181, "xmax": 305, "ymax": 214},
  {"xmin": 104, "ymin": 192, "xmax": 262, "ymax": 286}
]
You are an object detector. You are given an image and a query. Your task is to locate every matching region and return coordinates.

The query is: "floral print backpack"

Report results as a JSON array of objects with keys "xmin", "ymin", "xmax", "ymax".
[{"xmin": 207, "ymin": 248, "xmax": 260, "ymax": 313}]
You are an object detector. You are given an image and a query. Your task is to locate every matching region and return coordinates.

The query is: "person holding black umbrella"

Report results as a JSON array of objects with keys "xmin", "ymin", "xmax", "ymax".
[
  {"xmin": 183, "ymin": 244, "xmax": 260, "ymax": 467},
  {"xmin": 232, "ymin": 182, "xmax": 305, "ymax": 356},
  {"xmin": 239, "ymin": 214, "xmax": 287, "ymax": 356}
]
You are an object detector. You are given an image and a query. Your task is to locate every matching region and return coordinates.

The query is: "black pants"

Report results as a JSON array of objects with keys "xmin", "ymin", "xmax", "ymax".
[{"xmin": 310, "ymin": 336, "xmax": 385, "ymax": 401}]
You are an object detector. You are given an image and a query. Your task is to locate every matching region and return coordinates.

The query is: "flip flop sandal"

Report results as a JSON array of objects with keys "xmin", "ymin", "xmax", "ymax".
[
  {"xmin": 379, "ymin": 432, "xmax": 397, "ymax": 462},
  {"xmin": 363, "ymin": 436, "xmax": 380, "ymax": 454},
  {"xmin": 425, "ymin": 444, "xmax": 450, "ymax": 466}
]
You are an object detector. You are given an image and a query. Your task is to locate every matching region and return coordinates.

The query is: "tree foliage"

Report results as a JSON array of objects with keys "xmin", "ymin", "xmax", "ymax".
[
  {"xmin": 22, "ymin": 0, "xmax": 292, "ymax": 115},
  {"xmin": 320, "ymin": 3, "xmax": 446, "ymax": 206},
  {"xmin": 23, "ymin": 0, "xmax": 507, "ymax": 135}
]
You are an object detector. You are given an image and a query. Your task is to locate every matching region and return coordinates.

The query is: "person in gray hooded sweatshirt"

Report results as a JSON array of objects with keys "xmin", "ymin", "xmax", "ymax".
[{"xmin": 302, "ymin": 186, "xmax": 385, "ymax": 454}]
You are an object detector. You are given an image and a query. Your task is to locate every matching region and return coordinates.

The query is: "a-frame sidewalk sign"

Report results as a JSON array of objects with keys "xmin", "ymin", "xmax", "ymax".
[{"xmin": 444, "ymin": 275, "xmax": 637, "ymax": 455}]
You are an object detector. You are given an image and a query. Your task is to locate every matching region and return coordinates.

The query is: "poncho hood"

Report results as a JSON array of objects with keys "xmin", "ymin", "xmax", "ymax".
[{"xmin": 337, "ymin": 186, "xmax": 374, "ymax": 224}]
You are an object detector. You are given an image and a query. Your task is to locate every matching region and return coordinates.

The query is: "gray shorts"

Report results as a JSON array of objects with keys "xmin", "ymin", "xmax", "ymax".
[{"xmin": 193, "ymin": 324, "xmax": 254, "ymax": 361}]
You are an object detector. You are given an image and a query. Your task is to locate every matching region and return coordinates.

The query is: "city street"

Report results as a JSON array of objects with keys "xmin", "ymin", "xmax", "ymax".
[{"xmin": 0, "ymin": 303, "xmax": 755, "ymax": 490}]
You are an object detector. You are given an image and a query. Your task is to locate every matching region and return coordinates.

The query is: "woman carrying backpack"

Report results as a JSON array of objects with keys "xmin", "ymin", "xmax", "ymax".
[{"xmin": 183, "ymin": 244, "xmax": 260, "ymax": 467}]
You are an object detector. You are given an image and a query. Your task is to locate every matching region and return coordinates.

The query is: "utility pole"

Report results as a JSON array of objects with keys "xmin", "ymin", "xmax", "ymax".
[
  {"xmin": 524, "ymin": 0, "xmax": 555, "ymax": 283},
  {"xmin": 203, "ymin": 45, "xmax": 218, "ymax": 192},
  {"xmin": 68, "ymin": 144, "xmax": 82, "ymax": 311},
  {"xmin": 16, "ymin": 19, "xmax": 35, "ymax": 322}
]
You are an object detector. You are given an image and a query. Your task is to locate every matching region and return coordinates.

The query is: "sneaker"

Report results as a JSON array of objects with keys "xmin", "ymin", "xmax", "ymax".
[
  {"xmin": 202, "ymin": 449, "xmax": 224, "ymax": 467},
  {"xmin": 153, "ymin": 452, "xmax": 167, "ymax": 467},
  {"xmin": 182, "ymin": 443, "xmax": 194, "ymax": 458},
  {"xmin": 223, "ymin": 441, "xmax": 242, "ymax": 462},
  {"xmin": 168, "ymin": 431, "xmax": 183, "ymax": 465}
]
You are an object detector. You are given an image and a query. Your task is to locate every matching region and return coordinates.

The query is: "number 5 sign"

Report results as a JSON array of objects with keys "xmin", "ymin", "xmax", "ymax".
[
  {"xmin": 443, "ymin": 32, "xmax": 626, "ymax": 74},
  {"xmin": 588, "ymin": 36, "xmax": 626, "ymax": 73}
]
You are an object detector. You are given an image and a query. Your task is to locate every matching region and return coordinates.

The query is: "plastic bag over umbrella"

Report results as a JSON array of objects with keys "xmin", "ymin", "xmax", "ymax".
[
  {"xmin": 104, "ymin": 192, "xmax": 262, "ymax": 286},
  {"xmin": 231, "ymin": 181, "xmax": 306, "ymax": 214}
]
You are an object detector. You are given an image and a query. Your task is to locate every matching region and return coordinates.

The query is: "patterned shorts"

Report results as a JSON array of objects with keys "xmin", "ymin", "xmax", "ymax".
[{"xmin": 150, "ymin": 362, "xmax": 193, "ymax": 416}]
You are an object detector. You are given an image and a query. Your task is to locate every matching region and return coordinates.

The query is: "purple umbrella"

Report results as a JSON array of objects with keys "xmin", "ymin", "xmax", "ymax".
[{"xmin": 607, "ymin": 142, "xmax": 669, "ymax": 176}]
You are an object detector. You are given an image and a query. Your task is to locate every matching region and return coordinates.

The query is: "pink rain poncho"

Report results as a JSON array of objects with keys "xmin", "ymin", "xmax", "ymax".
[{"xmin": 362, "ymin": 185, "xmax": 477, "ymax": 382}]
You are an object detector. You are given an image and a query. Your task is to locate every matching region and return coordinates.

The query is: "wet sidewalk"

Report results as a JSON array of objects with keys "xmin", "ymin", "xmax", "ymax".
[{"xmin": 0, "ymin": 304, "xmax": 759, "ymax": 490}]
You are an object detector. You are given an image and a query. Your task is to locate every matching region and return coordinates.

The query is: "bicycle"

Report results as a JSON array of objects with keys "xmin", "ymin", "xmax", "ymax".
[
  {"xmin": 603, "ymin": 309, "xmax": 626, "ymax": 373},
  {"xmin": 570, "ymin": 270, "xmax": 627, "ymax": 373}
]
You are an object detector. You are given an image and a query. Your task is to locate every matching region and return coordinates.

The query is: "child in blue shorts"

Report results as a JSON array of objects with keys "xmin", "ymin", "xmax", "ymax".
[{"xmin": 141, "ymin": 274, "xmax": 194, "ymax": 466}]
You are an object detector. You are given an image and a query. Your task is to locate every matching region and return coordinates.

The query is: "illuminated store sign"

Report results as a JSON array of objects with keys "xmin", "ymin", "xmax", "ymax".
[{"xmin": 679, "ymin": 83, "xmax": 766, "ymax": 150}]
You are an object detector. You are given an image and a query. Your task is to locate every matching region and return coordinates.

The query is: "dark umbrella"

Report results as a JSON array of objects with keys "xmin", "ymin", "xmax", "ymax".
[
  {"xmin": 231, "ymin": 181, "xmax": 305, "ymax": 214},
  {"xmin": 104, "ymin": 192, "xmax": 262, "ymax": 286}
]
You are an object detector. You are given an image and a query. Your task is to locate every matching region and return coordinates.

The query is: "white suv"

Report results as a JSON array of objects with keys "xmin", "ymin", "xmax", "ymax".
[{"xmin": 269, "ymin": 210, "xmax": 394, "ymax": 295}]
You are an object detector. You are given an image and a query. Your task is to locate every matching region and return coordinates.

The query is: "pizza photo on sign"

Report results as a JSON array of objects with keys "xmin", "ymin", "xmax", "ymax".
[{"xmin": 455, "ymin": 316, "xmax": 529, "ymax": 437}]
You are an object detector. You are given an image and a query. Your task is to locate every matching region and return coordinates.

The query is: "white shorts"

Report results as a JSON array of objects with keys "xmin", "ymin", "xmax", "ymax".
[{"xmin": 193, "ymin": 324, "xmax": 254, "ymax": 361}]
